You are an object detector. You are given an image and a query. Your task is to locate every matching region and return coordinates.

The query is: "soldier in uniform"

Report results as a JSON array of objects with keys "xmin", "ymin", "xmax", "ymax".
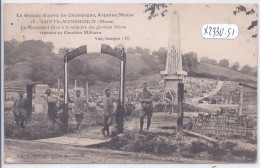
[
  {"xmin": 137, "ymin": 83, "xmax": 153, "ymax": 131},
  {"xmin": 73, "ymin": 90, "xmax": 87, "ymax": 132},
  {"xmin": 13, "ymin": 90, "xmax": 27, "ymax": 128},
  {"xmin": 102, "ymin": 88, "xmax": 116, "ymax": 136},
  {"xmin": 41, "ymin": 89, "xmax": 59, "ymax": 125}
]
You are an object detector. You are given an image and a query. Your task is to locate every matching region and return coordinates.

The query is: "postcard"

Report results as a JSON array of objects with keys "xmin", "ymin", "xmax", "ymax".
[{"xmin": 2, "ymin": 2, "xmax": 259, "ymax": 167}]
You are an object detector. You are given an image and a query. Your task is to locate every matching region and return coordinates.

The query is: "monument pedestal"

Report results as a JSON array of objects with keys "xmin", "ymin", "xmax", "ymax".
[{"xmin": 161, "ymin": 71, "xmax": 187, "ymax": 105}]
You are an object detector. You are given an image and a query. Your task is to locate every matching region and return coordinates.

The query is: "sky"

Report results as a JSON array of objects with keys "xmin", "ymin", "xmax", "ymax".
[{"xmin": 4, "ymin": 3, "xmax": 258, "ymax": 66}]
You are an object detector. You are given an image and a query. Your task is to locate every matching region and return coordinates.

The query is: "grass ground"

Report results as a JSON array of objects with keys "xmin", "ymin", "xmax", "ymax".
[
  {"xmin": 89, "ymin": 130, "xmax": 257, "ymax": 163},
  {"xmin": 4, "ymin": 104, "xmax": 103, "ymax": 140},
  {"xmin": 4, "ymin": 102, "xmax": 257, "ymax": 163},
  {"xmin": 5, "ymin": 107, "xmax": 67, "ymax": 140}
]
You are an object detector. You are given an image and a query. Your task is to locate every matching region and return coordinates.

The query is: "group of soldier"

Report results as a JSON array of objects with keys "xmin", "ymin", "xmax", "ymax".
[
  {"xmin": 12, "ymin": 82, "xmax": 154, "ymax": 136},
  {"xmin": 13, "ymin": 88, "xmax": 87, "ymax": 132}
]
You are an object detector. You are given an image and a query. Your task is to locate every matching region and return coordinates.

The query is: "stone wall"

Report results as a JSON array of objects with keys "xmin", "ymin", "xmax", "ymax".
[
  {"xmin": 190, "ymin": 107, "xmax": 257, "ymax": 140},
  {"xmin": 239, "ymin": 84, "xmax": 257, "ymax": 115}
]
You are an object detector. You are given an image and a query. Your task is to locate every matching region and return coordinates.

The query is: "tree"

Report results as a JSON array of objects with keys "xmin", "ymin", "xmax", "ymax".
[
  {"xmin": 126, "ymin": 47, "xmax": 135, "ymax": 54},
  {"xmin": 20, "ymin": 40, "xmax": 55, "ymax": 59},
  {"xmin": 200, "ymin": 57, "xmax": 211, "ymax": 64},
  {"xmin": 251, "ymin": 66, "xmax": 257, "ymax": 77},
  {"xmin": 152, "ymin": 51, "xmax": 158, "ymax": 56},
  {"xmin": 4, "ymin": 40, "xmax": 20, "ymax": 66},
  {"xmin": 182, "ymin": 52, "xmax": 198, "ymax": 73},
  {"xmin": 233, "ymin": 5, "xmax": 257, "ymax": 38},
  {"xmin": 28, "ymin": 59, "xmax": 62, "ymax": 86},
  {"xmin": 157, "ymin": 47, "xmax": 167, "ymax": 65},
  {"xmin": 144, "ymin": 4, "xmax": 170, "ymax": 20},
  {"xmin": 4, "ymin": 39, "xmax": 55, "ymax": 66},
  {"xmin": 4, "ymin": 69, "xmax": 18, "ymax": 81},
  {"xmin": 219, "ymin": 59, "xmax": 229, "ymax": 68},
  {"xmin": 240, "ymin": 64, "xmax": 253, "ymax": 75},
  {"xmin": 230, "ymin": 62, "xmax": 240, "ymax": 71},
  {"xmin": 135, "ymin": 46, "xmax": 143, "ymax": 54},
  {"xmin": 200, "ymin": 57, "xmax": 217, "ymax": 65},
  {"xmin": 143, "ymin": 48, "xmax": 150, "ymax": 56},
  {"xmin": 140, "ymin": 54, "xmax": 161, "ymax": 72}
]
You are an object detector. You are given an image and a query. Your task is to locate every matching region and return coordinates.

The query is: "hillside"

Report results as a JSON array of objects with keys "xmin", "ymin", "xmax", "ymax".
[
  {"xmin": 4, "ymin": 62, "xmax": 32, "ymax": 82},
  {"xmin": 4, "ymin": 53, "xmax": 257, "ymax": 87},
  {"xmin": 77, "ymin": 53, "xmax": 153, "ymax": 76},
  {"xmin": 196, "ymin": 62, "xmax": 257, "ymax": 82}
]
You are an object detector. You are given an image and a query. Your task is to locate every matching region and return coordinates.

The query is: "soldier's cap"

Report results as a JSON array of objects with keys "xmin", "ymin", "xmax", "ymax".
[
  {"xmin": 45, "ymin": 88, "xmax": 51, "ymax": 93},
  {"xmin": 76, "ymin": 90, "xmax": 81, "ymax": 93},
  {"xmin": 142, "ymin": 82, "xmax": 148, "ymax": 85},
  {"xmin": 105, "ymin": 88, "xmax": 111, "ymax": 93}
]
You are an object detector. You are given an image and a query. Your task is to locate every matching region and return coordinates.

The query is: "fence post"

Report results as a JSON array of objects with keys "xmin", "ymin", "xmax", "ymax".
[
  {"xmin": 26, "ymin": 84, "xmax": 33, "ymax": 122},
  {"xmin": 177, "ymin": 83, "xmax": 184, "ymax": 139}
]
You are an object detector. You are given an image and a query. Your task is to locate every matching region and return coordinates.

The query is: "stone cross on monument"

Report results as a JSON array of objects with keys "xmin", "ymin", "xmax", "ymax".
[{"xmin": 160, "ymin": 11, "xmax": 187, "ymax": 105}]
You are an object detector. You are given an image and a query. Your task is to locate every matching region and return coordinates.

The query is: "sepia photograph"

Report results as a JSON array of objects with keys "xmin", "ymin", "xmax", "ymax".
[{"xmin": 1, "ymin": 1, "xmax": 259, "ymax": 166}]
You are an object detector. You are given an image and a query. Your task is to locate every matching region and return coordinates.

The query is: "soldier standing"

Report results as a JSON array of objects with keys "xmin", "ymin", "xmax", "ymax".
[
  {"xmin": 73, "ymin": 90, "xmax": 87, "ymax": 132},
  {"xmin": 13, "ymin": 90, "xmax": 27, "ymax": 128},
  {"xmin": 137, "ymin": 83, "xmax": 153, "ymax": 132},
  {"xmin": 102, "ymin": 89, "xmax": 116, "ymax": 136},
  {"xmin": 41, "ymin": 89, "xmax": 59, "ymax": 125}
]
